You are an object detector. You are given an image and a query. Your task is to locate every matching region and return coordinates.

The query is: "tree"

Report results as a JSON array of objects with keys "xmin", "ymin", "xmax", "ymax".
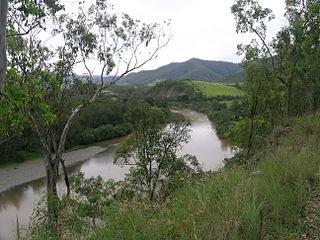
[
  {"xmin": 231, "ymin": 63, "xmax": 281, "ymax": 163},
  {"xmin": 230, "ymin": 0, "xmax": 320, "ymax": 165},
  {"xmin": 232, "ymin": 0, "xmax": 320, "ymax": 118},
  {"xmin": 231, "ymin": 0, "xmax": 291, "ymax": 117},
  {"xmin": 291, "ymin": 0, "xmax": 320, "ymax": 115},
  {"xmin": 114, "ymin": 103, "xmax": 201, "ymax": 201},
  {"xmin": 2, "ymin": 0, "xmax": 169, "ymax": 235}
]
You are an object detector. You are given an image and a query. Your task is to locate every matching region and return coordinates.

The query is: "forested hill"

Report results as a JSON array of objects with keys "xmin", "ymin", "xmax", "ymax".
[{"xmin": 117, "ymin": 58, "xmax": 244, "ymax": 85}]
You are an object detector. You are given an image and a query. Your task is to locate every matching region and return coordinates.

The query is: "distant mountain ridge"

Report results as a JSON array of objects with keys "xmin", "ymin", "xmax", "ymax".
[{"xmin": 118, "ymin": 58, "xmax": 244, "ymax": 85}]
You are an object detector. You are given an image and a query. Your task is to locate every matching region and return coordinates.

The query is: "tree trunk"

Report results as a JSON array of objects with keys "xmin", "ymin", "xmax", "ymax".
[
  {"xmin": 313, "ymin": 95, "xmax": 317, "ymax": 117},
  {"xmin": 245, "ymin": 116, "xmax": 255, "ymax": 162},
  {"xmin": 286, "ymin": 83, "xmax": 292, "ymax": 118},
  {"xmin": 44, "ymin": 152, "xmax": 60, "ymax": 236},
  {"xmin": 0, "ymin": 0, "xmax": 8, "ymax": 97},
  {"xmin": 58, "ymin": 156, "xmax": 70, "ymax": 196},
  {"xmin": 245, "ymin": 87, "xmax": 260, "ymax": 163}
]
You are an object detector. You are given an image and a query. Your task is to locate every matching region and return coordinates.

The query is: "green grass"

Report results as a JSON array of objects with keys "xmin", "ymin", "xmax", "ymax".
[
  {"xmin": 70, "ymin": 113, "xmax": 320, "ymax": 240},
  {"xmin": 189, "ymin": 81, "xmax": 243, "ymax": 98}
]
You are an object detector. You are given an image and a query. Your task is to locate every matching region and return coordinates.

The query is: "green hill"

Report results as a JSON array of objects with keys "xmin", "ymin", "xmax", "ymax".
[{"xmin": 120, "ymin": 58, "xmax": 244, "ymax": 85}]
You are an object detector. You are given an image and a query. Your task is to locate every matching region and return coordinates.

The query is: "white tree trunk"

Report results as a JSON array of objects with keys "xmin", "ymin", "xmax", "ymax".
[{"xmin": 0, "ymin": 0, "xmax": 8, "ymax": 96}]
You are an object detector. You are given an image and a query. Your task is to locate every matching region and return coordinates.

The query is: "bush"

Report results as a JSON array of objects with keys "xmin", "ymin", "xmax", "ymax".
[
  {"xmin": 76, "ymin": 123, "xmax": 132, "ymax": 145},
  {"xmin": 95, "ymin": 124, "xmax": 115, "ymax": 141},
  {"xmin": 0, "ymin": 144, "xmax": 26, "ymax": 165}
]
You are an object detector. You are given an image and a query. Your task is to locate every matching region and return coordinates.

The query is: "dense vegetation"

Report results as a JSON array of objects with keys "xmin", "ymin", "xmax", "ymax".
[{"xmin": 0, "ymin": 84, "xmax": 172, "ymax": 165}]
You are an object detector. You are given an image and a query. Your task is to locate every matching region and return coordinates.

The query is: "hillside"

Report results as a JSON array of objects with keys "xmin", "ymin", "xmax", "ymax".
[{"xmin": 119, "ymin": 58, "xmax": 244, "ymax": 85}]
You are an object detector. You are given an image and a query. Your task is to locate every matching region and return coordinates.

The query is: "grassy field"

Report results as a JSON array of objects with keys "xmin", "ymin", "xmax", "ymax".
[{"xmin": 189, "ymin": 81, "xmax": 243, "ymax": 97}]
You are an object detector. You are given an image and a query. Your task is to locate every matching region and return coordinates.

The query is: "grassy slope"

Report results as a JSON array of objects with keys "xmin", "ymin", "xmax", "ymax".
[
  {"xmin": 189, "ymin": 81, "xmax": 243, "ymax": 97},
  {"xmin": 89, "ymin": 114, "xmax": 320, "ymax": 240}
]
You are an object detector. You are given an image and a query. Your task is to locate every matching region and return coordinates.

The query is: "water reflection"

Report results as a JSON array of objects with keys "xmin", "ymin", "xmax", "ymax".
[
  {"xmin": 0, "ymin": 110, "xmax": 233, "ymax": 240},
  {"xmin": 178, "ymin": 110, "xmax": 233, "ymax": 171},
  {"xmin": 79, "ymin": 145, "xmax": 130, "ymax": 181},
  {"xmin": 0, "ymin": 180, "xmax": 46, "ymax": 240},
  {"xmin": 0, "ymin": 178, "xmax": 45, "ymax": 211}
]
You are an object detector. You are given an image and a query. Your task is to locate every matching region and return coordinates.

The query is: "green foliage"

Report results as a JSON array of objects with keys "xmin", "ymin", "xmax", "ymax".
[
  {"xmin": 29, "ymin": 173, "xmax": 136, "ymax": 239},
  {"xmin": 76, "ymin": 123, "xmax": 132, "ymax": 145},
  {"xmin": 114, "ymin": 103, "xmax": 201, "ymax": 201},
  {"xmin": 7, "ymin": 0, "xmax": 64, "ymax": 37},
  {"xmin": 0, "ymin": 69, "xmax": 29, "ymax": 139},
  {"xmin": 225, "ymin": 63, "xmax": 283, "ymax": 161},
  {"xmin": 30, "ymin": 114, "xmax": 320, "ymax": 239},
  {"xmin": 68, "ymin": 173, "xmax": 114, "ymax": 227},
  {"xmin": 230, "ymin": 0, "xmax": 320, "ymax": 165},
  {"xmin": 0, "ymin": 86, "xmax": 159, "ymax": 163},
  {"xmin": 29, "ymin": 194, "xmax": 61, "ymax": 239},
  {"xmin": 232, "ymin": 0, "xmax": 320, "ymax": 119}
]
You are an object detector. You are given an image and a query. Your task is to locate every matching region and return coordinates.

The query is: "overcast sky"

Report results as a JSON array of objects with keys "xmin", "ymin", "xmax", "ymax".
[
  {"xmin": 108, "ymin": 0, "xmax": 287, "ymax": 71},
  {"xmin": 61, "ymin": 0, "xmax": 287, "ymax": 73}
]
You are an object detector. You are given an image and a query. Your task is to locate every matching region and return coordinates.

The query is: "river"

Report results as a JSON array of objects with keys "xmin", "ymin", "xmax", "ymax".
[{"xmin": 0, "ymin": 110, "xmax": 233, "ymax": 240}]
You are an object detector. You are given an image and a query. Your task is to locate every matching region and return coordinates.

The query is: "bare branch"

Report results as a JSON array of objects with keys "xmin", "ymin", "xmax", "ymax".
[
  {"xmin": 57, "ymin": 34, "xmax": 170, "ymax": 155},
  {"xmin": 0, "ymin": 133, "xmax": 18, "ymax": 145},
  {"xmin": 6, "ymin": 22, "xmax": 41, "ymax": 37}
]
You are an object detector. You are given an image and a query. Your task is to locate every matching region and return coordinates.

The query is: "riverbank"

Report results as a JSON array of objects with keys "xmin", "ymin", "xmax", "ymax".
[{"xmin": 0, "ymin": 146, "xmax": 106, "ymax": 193}]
